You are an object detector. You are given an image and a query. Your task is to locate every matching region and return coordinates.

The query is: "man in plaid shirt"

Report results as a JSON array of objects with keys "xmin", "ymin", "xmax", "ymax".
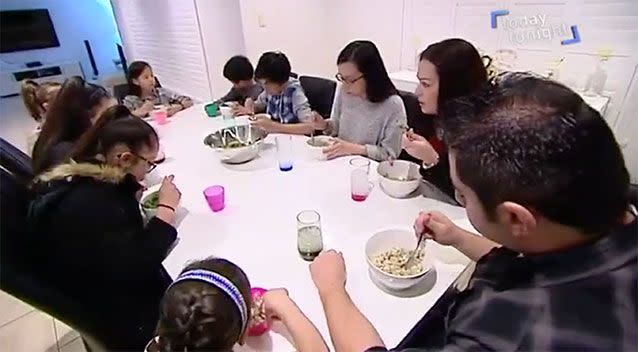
[{"xmin": 308, "ymin": 73, "xmax": 637, "ymax": 352}]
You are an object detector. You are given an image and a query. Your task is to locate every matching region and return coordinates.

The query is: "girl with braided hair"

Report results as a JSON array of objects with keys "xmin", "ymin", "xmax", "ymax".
[{"xmin": 147, "ymin": 257, "xmax": 328, "ymax": 352}]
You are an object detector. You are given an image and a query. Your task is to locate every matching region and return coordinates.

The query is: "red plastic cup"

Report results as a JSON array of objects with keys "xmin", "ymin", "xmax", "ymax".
[{"xmin": 203, "ymin": 185, "xmax": 225, "ymax": 212}]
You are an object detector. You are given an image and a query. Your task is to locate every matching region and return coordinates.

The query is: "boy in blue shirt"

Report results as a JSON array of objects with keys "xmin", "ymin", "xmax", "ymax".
[{"xmin": 250, "ymin": 51, "xmax": 318, "ymax": 135}]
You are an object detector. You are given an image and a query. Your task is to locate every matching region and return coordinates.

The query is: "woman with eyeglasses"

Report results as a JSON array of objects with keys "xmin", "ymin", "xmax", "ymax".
[
  {"xmin": 313, "ymin": 40, "xmax": 407, "ymax": 161},
  {"xmin": 32, "ymin": 76, "xmax": 117, "ymax": 174},
  {"xmin": 27, "ymin": 105, "xmax": 181, "ymax": 349}
]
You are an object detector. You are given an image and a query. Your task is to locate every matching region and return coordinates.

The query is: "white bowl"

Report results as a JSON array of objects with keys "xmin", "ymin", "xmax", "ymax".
[
  {"xmin": 365, "ymin": 229, "xmax": 431, "ymax": 291},
  {"xmin": 377, "ymin": 160, "xmax": 422, "ymax": 198},
  {"xmin": 141, "ymin": 191, "xmax": 160, "ymax": 222},
  {"xmin": 306, "ymin": 136, "xmax": 333, "ymax": 160}
]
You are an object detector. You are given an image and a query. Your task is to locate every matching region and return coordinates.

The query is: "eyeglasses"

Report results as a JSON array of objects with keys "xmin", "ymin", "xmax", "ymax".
[
  {"xmin": 335, "ymin": 73, "xmax": 364, "ymax": 85},
  {"xmin": 135, "ymin": 153, "xmax": 158, "ymax": 172},
  {"xmin": 118, "ymin": 152, "xmax": 157, "ymax": 172}
]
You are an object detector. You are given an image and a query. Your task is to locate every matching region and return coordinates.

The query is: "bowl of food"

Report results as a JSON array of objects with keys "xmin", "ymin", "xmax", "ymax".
[
  {"xmin": 377, "ymin": 160, "xmax": 422, "ymax": 198},
  {"xmin": 365, "ymin": 229, "xmax": 431, "ymax": 291},
  {"xmin": 306, "ymin": 135, "xmax": 333, "ymax": 160},
  {"xmin": 203, "ymin": 124, "xmax": 267, "ymax": 164},
  {"xmin": 141, "ymin": 190, "xmax": 160, "ymax": 219},
  {"xmin": 248, "ymin": 287, "xmax": 270, "ymax": 336}
]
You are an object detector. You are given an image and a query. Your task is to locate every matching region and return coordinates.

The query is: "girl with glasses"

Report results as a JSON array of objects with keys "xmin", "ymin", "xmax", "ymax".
[{"xmin": 27, "ymin": 105, "xmax": 181, "ymax": 349}]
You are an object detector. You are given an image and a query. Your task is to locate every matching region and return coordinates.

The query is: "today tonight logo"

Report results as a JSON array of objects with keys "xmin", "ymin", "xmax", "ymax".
[{"xmin": 490, "ymin": 10, "xmax": 581, "ymax": 46}]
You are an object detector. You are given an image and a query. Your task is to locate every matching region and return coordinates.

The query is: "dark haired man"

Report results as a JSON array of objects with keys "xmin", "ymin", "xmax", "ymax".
[
  {"xmin": 219, "ymin": 55, "xmax": 263, "ymax": 116},
  {"xmin": 309, "ymin": 73, "xmax": 637, "ymax": 352}
]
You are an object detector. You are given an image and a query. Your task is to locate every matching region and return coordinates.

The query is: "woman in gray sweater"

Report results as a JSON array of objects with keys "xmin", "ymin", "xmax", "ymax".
[{"xmin": 314, "ymin": 41, "xmax": 406, "ymax": 161}]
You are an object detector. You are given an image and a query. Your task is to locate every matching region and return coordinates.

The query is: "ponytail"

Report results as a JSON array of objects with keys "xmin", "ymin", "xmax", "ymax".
[
  {"xmin": 21, "ymin": 80, "xmax": 40, "ymax": 121},
  {"xmin": 20, "ymin": 80, "xmax": 61, "ymax": 122},
  {"xmin": 32, "ymin": 76, "xmax": 108, "ymax": 173},
  {"xmin": 71, "ymin": 105, "xmax": 158, "ymax": 162}
]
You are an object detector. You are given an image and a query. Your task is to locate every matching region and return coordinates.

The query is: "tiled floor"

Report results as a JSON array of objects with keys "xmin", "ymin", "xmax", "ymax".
[
  {"xmin": 0, "ymin": 291, "xmax": 84, "ymax": 352},
  {"xmin": 1, "ymin": 96, "xmax": 84, "ymax": 351}
]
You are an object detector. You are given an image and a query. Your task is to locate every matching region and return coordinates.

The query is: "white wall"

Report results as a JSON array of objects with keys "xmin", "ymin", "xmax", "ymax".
[
  {"xmin": 238, "ymin": 0, "xmax": 334, "ymax": 78},
  {"xmin": 400, "ymin": 0, "xmax": 638, "ymax": 129},
  {"xmin": 238, "ymin": 0, "xmax": 404, "ymax": 79},
  {"xmin": 0, "ymin": 0, "xmax": 121, "ymax": 77},
  {"xmin": 195, "ymin": 0, "xmax": 247, "ymax": 98},
  {"xmin": 111, "ymin": 0, "xmax": 212, "ymax": 101}
]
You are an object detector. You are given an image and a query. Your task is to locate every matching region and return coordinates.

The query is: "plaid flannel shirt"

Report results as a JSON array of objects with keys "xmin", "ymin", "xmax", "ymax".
[{"xmin": 369, "ymin": 219, "xmax": 638, "ymax": 352}]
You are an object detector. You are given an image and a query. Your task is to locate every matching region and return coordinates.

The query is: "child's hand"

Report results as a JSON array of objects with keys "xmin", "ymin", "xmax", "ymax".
[
  {"xmin": 180, "ymin": 97, "xmax": 193, "ymax": 109},
  {"xmin": 263, "ymin": 288, "xmax": 295, "ymax": 320},
  {"xmin": 311, "ymin": 112, "xmax": 328, "ymax": 130},
  {"xmin": 167, "ymin": 104, "xmax": 182, "ymax": 116},
  {"xmin": 251, "ymin": 116, "xmax": 278, "ymax": 133},
  {"xmin": 140, "ymin": 101, "xmax": 155, "ymax": 115},
  {"xmin": 232, "ymin": 104, "xmax": 253, "ymax": 116}
]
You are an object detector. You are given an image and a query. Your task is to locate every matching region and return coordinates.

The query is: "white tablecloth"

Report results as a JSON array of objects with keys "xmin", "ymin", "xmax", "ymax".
[{"xmin": 150, "ymin": 105, "xmax": 474, "ymax": 350}]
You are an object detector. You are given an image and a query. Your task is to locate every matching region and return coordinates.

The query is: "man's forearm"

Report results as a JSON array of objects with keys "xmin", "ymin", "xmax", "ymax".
[
  {"xmin": 280, "ymin": 301, "xmax": 329, "ymax": 352},
  {"xmin": 453, "ymin": 228, "xmax": 500, "ymax": 262},
  {"xmin": 320, "ymin": 288, "xmax": 384, "ymax": 352}
]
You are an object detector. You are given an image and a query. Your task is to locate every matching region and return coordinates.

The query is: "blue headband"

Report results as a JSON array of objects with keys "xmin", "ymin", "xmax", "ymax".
[{"xmin": 170, "ymin": 269, "xmax": 248, "ymax": 335}]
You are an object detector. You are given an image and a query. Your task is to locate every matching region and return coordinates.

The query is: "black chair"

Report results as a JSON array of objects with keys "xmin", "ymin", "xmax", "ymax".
[
  {"xmin": 629, "ymin": 183, "xmax": 638, "ymax": 211},
  {"xmin": 0, "ymin": 137, "xmax": 33, "ymax": 185},
  {"xmin": 112, "ymin": 77, "xmax": 163, "ymax": 103},
  {"xmin": 0, "ymin": 141, "xmax": 108, "ymax": 352},
  {"xmin": 299, "ymin": 75, "xmax": 337, "ymax": 118}
]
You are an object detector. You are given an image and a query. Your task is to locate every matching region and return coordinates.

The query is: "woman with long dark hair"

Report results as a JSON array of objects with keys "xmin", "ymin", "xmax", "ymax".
[
  {"xmin": 28, "ymin": 105, "xmax": 182, "ymax": 349},
  {"xmin": 31, "ymin": 76, "xmax": 115, "ymax": 174},
  {"xmin": 401, "ymin": 38, "xmax": 488, "ymax": 198},
  {"xmin": 314, "ymin": 40, "xmax": 407, "ymax": 161}
]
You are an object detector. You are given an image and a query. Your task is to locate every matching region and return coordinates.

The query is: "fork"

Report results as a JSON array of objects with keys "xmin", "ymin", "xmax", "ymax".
[{"xmin": 404, "ymin": 224, "xmax": 432, "ymax": 268}]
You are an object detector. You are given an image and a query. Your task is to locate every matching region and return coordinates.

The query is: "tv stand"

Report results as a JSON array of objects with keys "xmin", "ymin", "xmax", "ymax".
[{"xmin": 0, "ymin": 61, "xmax": 83, "ymax": 97}]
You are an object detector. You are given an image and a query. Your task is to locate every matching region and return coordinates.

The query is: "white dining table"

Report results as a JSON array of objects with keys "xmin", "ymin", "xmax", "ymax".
[{"xmin": 148, "ymin": 104, "xmax": 475, "ymax": 351}]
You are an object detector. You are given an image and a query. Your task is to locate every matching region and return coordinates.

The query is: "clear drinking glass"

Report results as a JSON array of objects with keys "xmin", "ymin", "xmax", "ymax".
[
  {"xmin": 349, "ymin": 158, "xmax": 372, "ymax": 202},
  {"xmin": 276, "ymin": 135, "xmax": 293, "ymax": 171},
  {"xmin": 297, "ymin": 210, "xmax": 323, "ymax": 261}
]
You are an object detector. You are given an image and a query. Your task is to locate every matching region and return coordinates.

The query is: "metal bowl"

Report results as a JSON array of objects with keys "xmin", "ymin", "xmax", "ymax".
[{"xmin": 204, "ymin": 124, "xmax": 267, "ymax": 164}]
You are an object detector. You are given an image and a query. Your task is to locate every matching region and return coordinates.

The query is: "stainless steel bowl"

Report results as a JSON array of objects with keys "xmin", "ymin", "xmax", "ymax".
[{"xmin": 204, "ymin": 124, "xmax": 267, "ymax": 164}]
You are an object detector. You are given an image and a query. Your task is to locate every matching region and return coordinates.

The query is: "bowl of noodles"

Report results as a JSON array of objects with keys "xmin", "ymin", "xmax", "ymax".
[{"xmin": 203, "ymin": 125, "xmax": 267, "ymax": 164}]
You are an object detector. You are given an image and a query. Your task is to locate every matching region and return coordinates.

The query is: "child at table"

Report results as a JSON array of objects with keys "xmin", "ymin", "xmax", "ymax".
[
  {"xmin": 249, "ymin": 51, "xmax": 319, "ymax": 135},
  {"xmin": 219, "ymin": 55, "xmax": 263, "ymax": 115},
  {"xmin": 124, "ymin": 61, "xmax": 193, "ymax": 118},
  {"xmin": 146, "ymin": 257, "xmax": 328, "ymax": 352},
  {"xmin": 20, "ymin": 79, "xmax": 61, "ymax": 154}
]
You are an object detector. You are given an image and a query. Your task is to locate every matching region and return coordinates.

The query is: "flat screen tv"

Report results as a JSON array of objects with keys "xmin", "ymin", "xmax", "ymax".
[{"xmin": 0, "ymin": 9, "xmax": 60, "ymax": 53}]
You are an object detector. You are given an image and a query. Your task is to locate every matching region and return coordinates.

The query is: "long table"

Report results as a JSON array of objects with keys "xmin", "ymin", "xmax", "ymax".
[{"xmin": 150, "ymin": 105, "xmax": 475, "ymax": 350}]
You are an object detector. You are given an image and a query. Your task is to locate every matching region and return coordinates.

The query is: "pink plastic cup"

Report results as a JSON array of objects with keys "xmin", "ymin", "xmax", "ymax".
[
  {"xmin": 203, "ymin": 185, "xmax": 225, "ymax": 212},
  {"xmin": 248, "ymin": 287, "xmax": 271, "ymax": 336},
  {"xmin": 152, "ymin": 106, "xmax": 168, "ymax": 125}
]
